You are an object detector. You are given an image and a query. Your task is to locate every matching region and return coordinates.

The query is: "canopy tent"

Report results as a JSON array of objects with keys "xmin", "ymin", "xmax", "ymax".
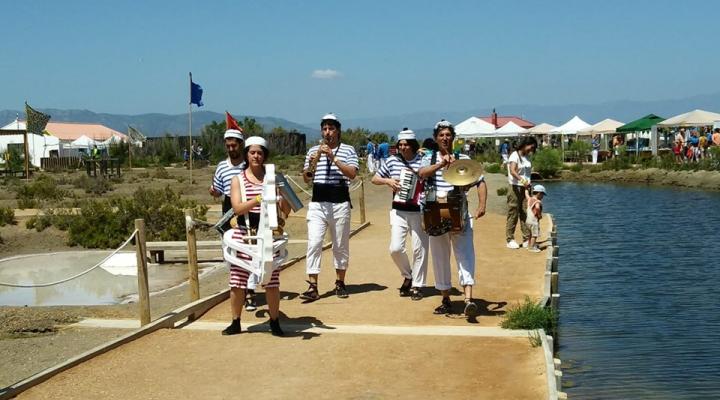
[
  {"xmin": 527, "ymin": 123, "xmax": 556, "ymax": 135},
  {"xmin": 69, "ymin": 135, "xmax": 101, "ymax": 149},
  {"xmin": 100, "ymin": 135, "xmax": 123, "ymax": 146},
  {"xmin": 455, "ymin": 116, "xmax": 496, "ymax": 138},
  {"xmin": 578, "ymin": 118, "xmax": 625, "ymax": 135},
  {"xmin": 656, "ymin": 109, "xmax": 720, "ymax": 127},
  {"xmin": 494, "ymin": 121, "xmax": 528, "ymax": 136},
  {"xmin": 550, "ymin": 116, "xmax": 591, "ymax": 135},
  {"xmin": 616, "ymin": 114, "xmax": 665, "ymax": 132}
]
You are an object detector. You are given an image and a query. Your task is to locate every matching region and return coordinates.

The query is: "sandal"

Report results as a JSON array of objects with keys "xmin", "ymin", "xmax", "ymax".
[
  {"xmin": 300, "ymin": 281, "xmax": 319, "ymax": 302},
  {"xmin": 335, "ymin": 280, "xmax": 349, "ymax": 299},
  {"xmin": 399, "ymin": 278, "xmax": 412, "ymax": 297},
  {"xmin": 433, "ymin": 297, "xmax": 452, "ymax": 315},
  {"xmin": 464, "ymin": 299, "xmax": 478, "ymax": 318},
  {"xmin": 410, "ymin": 287, "xmax": 423, "ymax": 301}
]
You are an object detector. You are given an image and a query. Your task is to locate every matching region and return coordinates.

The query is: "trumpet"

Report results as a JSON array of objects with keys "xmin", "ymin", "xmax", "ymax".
[{"xmin": 304, "ymin": 138, "xmax": 326, "ymax": 179}]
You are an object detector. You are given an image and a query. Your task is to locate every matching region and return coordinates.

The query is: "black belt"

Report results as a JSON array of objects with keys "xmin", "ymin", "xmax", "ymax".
[{"xmin": 312, "ymin": 184, "xmax": 350, "ymax": 203}]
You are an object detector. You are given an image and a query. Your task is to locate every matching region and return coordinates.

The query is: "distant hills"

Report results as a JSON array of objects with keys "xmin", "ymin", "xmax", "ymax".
[
  {"xmin": 0, "ymin": 109, "xmax": 315, "ymax": 138},
  {"xmin": 3, "ymin": 91, "xmax": 719, "ymax": 140}
]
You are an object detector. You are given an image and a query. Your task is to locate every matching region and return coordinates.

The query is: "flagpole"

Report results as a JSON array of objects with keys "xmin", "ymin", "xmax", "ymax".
[{"xmin": 188, "ymin": 72, "xmax": 193, "ymax": 184}]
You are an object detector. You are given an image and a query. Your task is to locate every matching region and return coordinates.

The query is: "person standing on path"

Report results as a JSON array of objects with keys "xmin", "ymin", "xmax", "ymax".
[
  {"xmin": 378, "ymin": 140, "xmax": 390, "ymax": 169},
  {"xmin": 210, "ymin": 129, "xmax": 258, "ymax": 311},
  {"xmin": 366, "ymin": 140, "xmax": 377, "ymax": 173},
  {"xmin": 301, "ymin": 114, "xmax": 359, "ymax": 301},
  {"xmin": 372, "ymin": 128, "xmax": 428, "ymax": 301},
  {"xmin": 500, "ymin": 139, "xmax": 510, "ymax": 167},
  {"xmin": 505, "ymin": 136, "xmax": 537, "ymax": 249},
  {"xmin": 591, "ymin": 134, "xmax": 600, "ymax": 164},
  {"xmin": 524, "ymin": 184, "xmax": 546, "ymax": 253},
  {"xmin": 221, "ymin": 137, "xmax": 292, "ymax": 336},
  {"xmin": 419, "ymin": 120, "xmax": 487, "ymax": 319}
]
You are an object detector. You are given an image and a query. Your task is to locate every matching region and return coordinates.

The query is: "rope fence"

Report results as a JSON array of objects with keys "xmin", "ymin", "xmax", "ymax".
[{"xmin": 0, "ymin": 229, "xmax": 139, "ymax": 288}]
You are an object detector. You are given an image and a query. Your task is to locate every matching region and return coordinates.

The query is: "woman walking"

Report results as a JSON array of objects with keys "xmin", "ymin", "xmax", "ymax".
[{"xmin": 505, "ymin": 136, "xmax": 537, "ymax": 249}]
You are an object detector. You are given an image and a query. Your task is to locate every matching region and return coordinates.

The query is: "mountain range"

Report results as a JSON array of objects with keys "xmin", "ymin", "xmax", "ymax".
[{"xmin": 2, "ymin": 91, "xmax": 719, "ymax": 140}]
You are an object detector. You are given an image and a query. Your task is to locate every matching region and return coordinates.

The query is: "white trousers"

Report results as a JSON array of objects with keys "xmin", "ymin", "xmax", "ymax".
[
  {"xmin": 367, "ymin": 154, "xmax": 376, "ymax": 173},
  {"xmin": 389, "ymin": 209, "xmax": 429, "ymax": 287},
  {"xmin": 306, "ymin": 201, "xmax": 351, "ymax": 274},
  {"xmin": 591, "ymin": 149, "xmax": 598, "ymax": 164},
  {"xmin": 429, "ymin": 218, "xmax": 475, "ymax": 290}
]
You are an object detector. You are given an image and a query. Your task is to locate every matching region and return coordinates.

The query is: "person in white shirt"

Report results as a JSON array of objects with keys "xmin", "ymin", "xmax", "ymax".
[{"xmin": 505, "ymin": 136, "xmax": 537, "ymax": 249}]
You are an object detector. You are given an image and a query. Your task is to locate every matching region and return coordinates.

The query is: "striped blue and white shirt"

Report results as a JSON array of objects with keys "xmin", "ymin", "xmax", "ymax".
[
  {"xmin": 420, "ymin": 152, "xmax": 484, "ymax": 196},
  {"xmin": 304, "ymin": 143, "xmax": 359, "ymax": 185},
  {"xmin": 376, "ymin": 154, "xmax": 423, "ymax": 180},
  {"xmin": 212, "ymin": 159, "xmax": 246, "ymax": 196}
]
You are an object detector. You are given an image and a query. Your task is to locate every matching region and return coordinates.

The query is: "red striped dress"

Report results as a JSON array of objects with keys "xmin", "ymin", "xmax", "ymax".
[{"xmin": 228, "ymin": 171, "xmax": 281, "ymax": 289}]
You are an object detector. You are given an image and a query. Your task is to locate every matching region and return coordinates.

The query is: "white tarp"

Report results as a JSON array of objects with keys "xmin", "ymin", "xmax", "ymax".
[
  {"xmin": 656, "ymin": 109, "xmax": 720, "ymax": 127},
  {"xmin": 578, "ymin": 118, "xmax": 624, "ymax": 135},
  {"xmin": 550, "ymin": 116, "xmax": 591, "ymax": 135},
  {"xmin": 527, "ymin": 123, "xmax": 556, "ymax": 135},
  {"xmin": 455, "ymin": 117, "xmax": 497, "ymax": 138},
  {"xmin": 494, "ymin": 121, "xmax": 528, "ymax": 136},
  {"xmin": 69, "ymin": 135, "xmax": 101, "ymax": 148}
]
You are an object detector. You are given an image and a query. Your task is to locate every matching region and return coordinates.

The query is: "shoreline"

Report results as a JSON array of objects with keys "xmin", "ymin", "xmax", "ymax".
[{"xmin": 551, "ymin": 167, "xmax": 720, "ymax": 191}]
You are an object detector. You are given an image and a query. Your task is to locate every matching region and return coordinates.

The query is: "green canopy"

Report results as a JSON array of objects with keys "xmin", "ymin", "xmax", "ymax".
[{"xmin": 616, "ymin": 114, "xmax": 665, "ymax": 133}]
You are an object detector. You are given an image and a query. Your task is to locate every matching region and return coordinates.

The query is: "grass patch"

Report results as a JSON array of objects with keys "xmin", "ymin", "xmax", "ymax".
[
  {"xmin": 485, "ymin": 163, "xmax": 502, "ymax": 174},
  {"xmin": 496, "ymin": 187, "xmax": 508, "ymax": 196},
  {"xmin": 0, "ymin": 206, "xmax": 15, "ymax": 226},
  {"xmin": 501, "ymin": 296, "xmax": 557, "ymax": 337}
]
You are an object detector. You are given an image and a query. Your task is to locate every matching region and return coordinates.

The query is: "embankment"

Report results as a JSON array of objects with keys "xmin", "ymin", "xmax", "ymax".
[{"xmin": 559, "ymin": 168, "xmax": 720, "ymax": 191}]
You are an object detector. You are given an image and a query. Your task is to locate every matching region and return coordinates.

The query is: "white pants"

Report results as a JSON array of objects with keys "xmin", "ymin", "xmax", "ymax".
[
  {"xmin": 306, "ymin": 201, "xmax": 351, "ymax": 274},
  {"xmin": 429, "ymin": 218, "xmax": 475, "ymax": 290},
  {"xmin": 389, "ymin": 209, "xmax": 428, "ymax": 287},
  {"xmin": 367, "ymin": 154, "xmax": 376, "ymax": 173},
  {"xmin": 592, "ymin": 149, "xmax": 598, "ymax": 164}
]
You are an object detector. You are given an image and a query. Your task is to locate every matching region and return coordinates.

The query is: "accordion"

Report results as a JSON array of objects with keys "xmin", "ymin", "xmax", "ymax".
[{"xmin": 393, "ymin": 167, "xmax": 423, "ymax": 207}]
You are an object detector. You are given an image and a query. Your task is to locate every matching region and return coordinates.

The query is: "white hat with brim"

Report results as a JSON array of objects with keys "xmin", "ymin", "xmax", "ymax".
[
  {"xmin": 224, "ymin": 129, "xmax": 244, "ymax": 141},
  {"xmin": 397, "ymin": 128, "xmax": 415, "ymax": 141},
  {"xmin": 244, "ymin": 136, "xmax": 268, "ymax": 149},
  {"xmin": 322, "ymin": 113, "xmax": 339, "ymax": 123},
  {"xmin": 533, "ymin": 184, "xmax": 547, "ymax": 195}
]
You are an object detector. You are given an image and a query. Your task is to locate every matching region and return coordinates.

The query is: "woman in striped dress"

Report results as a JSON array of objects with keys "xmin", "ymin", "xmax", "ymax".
[
  {"xmin": 371, "ymin": 128, "xmax": 428, "ymax": 300},
  {"xmin": 222, "ymin": 136, "xmax": 292, "ymax": 336}
]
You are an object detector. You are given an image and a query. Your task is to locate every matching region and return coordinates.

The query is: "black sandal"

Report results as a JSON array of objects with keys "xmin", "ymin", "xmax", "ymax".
[
  {"xmin": 335, "ymin": 280, "xmax": 349, "ymax": 299},
  {"xmin": 300, "ymin": 281, "xmax": 319, "ymax": 302},
  {"xmin": 399, "ymin": 278, "xmax": 412, "ymax": 297},
  {"xmin": 433, "ymin": 297, "xmax": 452, "ymax": 315},
  {"xmin": 410, "ymin": 287, "xmax": 423, "ymax": 301}
]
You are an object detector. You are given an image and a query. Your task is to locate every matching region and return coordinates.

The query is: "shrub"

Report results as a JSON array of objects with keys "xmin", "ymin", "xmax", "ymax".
[
  {"xmin": 153, "ymin": 166, "xmax": 171, "ymax": 179},
  {"xmin": 496, "ymin": 187, "xmax": 508, "ymax": 196},
  {"xmin": 568, "ymin": 140, "xmax": 591, "ymax": 163},
  {"xmin": 73, "ymin": 175, "xmax": 114, "ymax": 194},
  {"xmin": 501, "ymin": 296, "xmax": 558, "ymax": 337},
  {"xmin": 0, "ymin": 206, "xmax": 15, "ymax": 226},
  {"xmin": 485, "ymin": 163, "xmax": 501, "ymax": 174},
  {"xmin": 17, "ymin": 198, "xmax": 38, "ymax": 210},
  {"xmin": 14, "ymin": 175, "xmax": 69, "ymax": 208},
  {"xmin": 569, "ymin": 163, "xmax": 583, "ymax": 172},
  {"xmin": 532, "ymin": 148, "xmax": 563, "ymax": 178},
  {"xmin": 603, "ymin": 156, "xmax": 631, "ymax": 171}
]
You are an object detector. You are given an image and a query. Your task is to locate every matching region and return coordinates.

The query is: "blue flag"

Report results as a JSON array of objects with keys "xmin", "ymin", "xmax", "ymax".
[{"xmin": 190, "ymin": 73, "xmax": 203, "ymax": 107}]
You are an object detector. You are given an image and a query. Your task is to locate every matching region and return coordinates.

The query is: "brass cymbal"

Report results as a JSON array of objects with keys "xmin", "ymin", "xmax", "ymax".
[{"xmin": 443, "ymin": 159, "xmax": 483, "ymax": 186}]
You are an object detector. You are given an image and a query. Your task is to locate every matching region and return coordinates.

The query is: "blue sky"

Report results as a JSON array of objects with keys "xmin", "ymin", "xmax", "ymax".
[{"xmin": 2, "ymin": 0, "xmax": 719, "ymax": 122}]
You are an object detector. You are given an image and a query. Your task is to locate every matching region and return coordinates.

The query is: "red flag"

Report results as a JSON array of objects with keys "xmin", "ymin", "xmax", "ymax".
[{"xmin": 226, "ymin": 111, "xmax": 243, "ymax": 132}]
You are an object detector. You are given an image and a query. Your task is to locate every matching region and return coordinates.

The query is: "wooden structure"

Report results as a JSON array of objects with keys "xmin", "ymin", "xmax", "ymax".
[
  {"xmin": 85, "ymin": 158, "xmax": 122, "ymax": 177},
  {"xmin": 0, "ymin": 128, "xmax": 30, "ymax": 178},
  {"xmin": 41, "ymin": 156, "xmax": 82, "ymax": 171}
]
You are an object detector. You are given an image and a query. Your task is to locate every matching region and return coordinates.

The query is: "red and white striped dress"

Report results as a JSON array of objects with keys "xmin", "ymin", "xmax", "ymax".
[{"xmin": 228, "ymin": 171, "xmax": 281, "ymax": 289}]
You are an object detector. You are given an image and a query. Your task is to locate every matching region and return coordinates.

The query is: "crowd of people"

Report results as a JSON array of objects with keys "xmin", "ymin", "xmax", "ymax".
[
  {"xmin": 209, "ymin": 115, "xmax": 547, "ymax": 337},
  {"xmin": 673, "ymin": 127, "xmax": 720, "ymax": 163}
]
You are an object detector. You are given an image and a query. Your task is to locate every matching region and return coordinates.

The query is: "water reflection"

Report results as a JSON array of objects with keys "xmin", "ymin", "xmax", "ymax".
[
  {"xmin": 0, "ymin": 251, "xmax": 191, "ymax": 306},
  {"xmin": 544, "ymin": 182, "xmax": 720, "ymax": 399}
]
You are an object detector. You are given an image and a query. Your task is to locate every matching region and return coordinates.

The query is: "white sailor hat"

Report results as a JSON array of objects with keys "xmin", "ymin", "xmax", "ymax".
[
  {"xmin": 322, "ymin": 113, "xmax": 339, "ymax": 122},
  {"xmin": 397, "ymin": 127, "xmax": 415, "ymax": 141},
  {"xmin": 532, "ymin": 184, "xmax": 547, "ymax": 195},
  {"xmin": 224, "ymin": 129, "xmax": 244, "ymax": 141},
  {"xmin": 434, "ymin": 119, "xmax": 453, "ymax": 130},
  {"xmin": 244, "ymin": 136, "xmax": 268, "ymax": 149}
]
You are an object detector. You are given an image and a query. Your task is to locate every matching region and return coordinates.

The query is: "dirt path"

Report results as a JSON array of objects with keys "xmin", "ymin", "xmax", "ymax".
[{"xmin": 9, "ymin": 173, "xmax": 552, "ymax": 399}]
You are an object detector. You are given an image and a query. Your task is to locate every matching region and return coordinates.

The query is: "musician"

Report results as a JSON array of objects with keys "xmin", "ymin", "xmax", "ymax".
[
  {"xmin": 301, "ymin": 114, "xmax": 359, "ymax": 301},
  {"xmin": 209, "ymin": 129, "xmax": 259, "ymax": 311},
  {"xmin": 222, "ymin": 136, "xmax": 291, "ymax": 336},
  {"xmin": 418, "ymin": 120, "xmax": 487, "ymax": 318},
  {"xmin": 371, "ymin": 128, "xmax": 428, "ymax": 300}
]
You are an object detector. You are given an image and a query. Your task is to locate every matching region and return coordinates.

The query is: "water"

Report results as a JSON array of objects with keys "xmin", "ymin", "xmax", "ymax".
[
  {"xmin": 544, "ymin": 182, "xmax": 720, "ymax": 399},
  {"xmin": 0, "ymin": 251, "xmax": 190, "ymax": 306}
]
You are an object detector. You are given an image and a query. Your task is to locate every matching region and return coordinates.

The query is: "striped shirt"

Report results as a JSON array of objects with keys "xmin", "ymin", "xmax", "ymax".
[
  {"xmin": 420, "ymin": 151, "xmax": 484, "ymax": 196},
  {"xmin": 304, "ymin": 143, "xmax": 359, "ymax": 185},
  {"xmin": 236, "ymin": 171, "xmax": 264, "ymax": 214},
  {"xmin": 376, "ymin": 153, "xmax": 423, "ymax": 180},
  {"xmin": 212, "ymin": 159, "xmax": 246, "ymax": 196}
]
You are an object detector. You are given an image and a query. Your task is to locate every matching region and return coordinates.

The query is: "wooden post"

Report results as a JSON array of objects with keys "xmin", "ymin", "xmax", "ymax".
[
  {"xmin": 359, "ymin": 177, "xmax": 367, "ymax": 224},
  {"xmin": 551, "ymin": 272, "xmax": 559, "ymax": 294},
  {"xmin": 134, "ymin": 219, "xmax": 151, "ymax": 326},
  {"xmin": 185, "ymin": 211, "xmax": 200, "ymax": 309}
]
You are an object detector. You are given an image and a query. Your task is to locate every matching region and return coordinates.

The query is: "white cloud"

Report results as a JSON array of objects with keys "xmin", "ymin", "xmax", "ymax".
[{"xmin": 311, "ymin": 69, "xmax": 342, "ymax": 79}]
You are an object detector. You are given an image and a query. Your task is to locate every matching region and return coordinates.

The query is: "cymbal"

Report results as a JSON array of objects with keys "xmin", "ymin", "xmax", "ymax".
[{"xmin": 443, "ymin": 159, "xmax": 483, "ymax": 186}]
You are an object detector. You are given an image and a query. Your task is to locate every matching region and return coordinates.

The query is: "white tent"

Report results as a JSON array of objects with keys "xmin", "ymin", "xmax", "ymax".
[
  {"xmin": 656, "ymin": 109, "xmax": 720, "ymax": 127},
  {"xmin": 100, "ymin": 135, "xmax": 124, "ymax": 146},
  {"xmin": 527, "ymin": 123, "xmax": 556, "ymax": 135},
  {"xmin": 0, "ymin": 119, "xmax": 61, "ymax": 167},
  {"xmin": 69, "ymin": 135, "xmax": 101, "ymax": 149},
  {"xmin": 551, "ymin": 116, "xmax": 591, "ymax": 135},
  {"xmin": 494, "ymin": 121, "xmax": 528, "ymax": 136},
  {"xmin": 455, "ymin": 117, "xmax": 496, "ymax": 138},
  {"xmin": 578, "ymin": 118, "xmax": 624, "ymax": 135}
]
